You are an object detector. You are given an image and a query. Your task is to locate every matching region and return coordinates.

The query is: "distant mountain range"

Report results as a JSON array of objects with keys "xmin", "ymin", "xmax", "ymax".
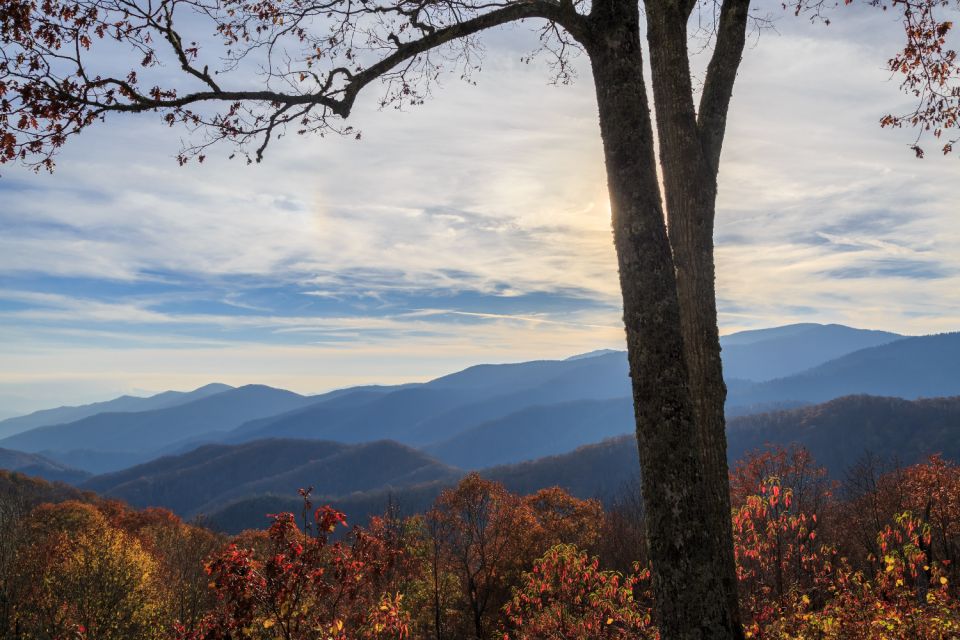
[
  {"xmin": 729, "ymin": 333, "xmax": 960, "ymax": 406},
  {"xmin": 718, "ymin": 323, "xmax": 902, "ymax": 381},
  {"xmin": 1, "ymin": 323, "xmax": 958, "ymax": 485},
  {"xmin": 64, "ymin": 394, "xmax": 960, "ymax": 533},
  {"xmin": 0, "ymin": 383, "xmax": 233, "ymax": 439},
  {"xmin": 0, "ymin": 385, "xmax": 316, "ymax": 472}
]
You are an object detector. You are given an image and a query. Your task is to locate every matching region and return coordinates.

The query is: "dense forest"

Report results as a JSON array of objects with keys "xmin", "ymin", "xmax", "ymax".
[{"xmin": 1, "ymin": 446, "xmax": 958, "ymax": 639}]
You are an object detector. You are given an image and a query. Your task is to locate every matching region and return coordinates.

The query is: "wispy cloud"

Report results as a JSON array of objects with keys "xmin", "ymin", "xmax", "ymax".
[{"xmin": 1, "ymin": 8, "xmax": 958, "ymax": 412}]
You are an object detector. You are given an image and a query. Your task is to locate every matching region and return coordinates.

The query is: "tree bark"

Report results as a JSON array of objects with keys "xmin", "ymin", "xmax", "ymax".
[
  {"xmin": 644, "ymin": 1, "xmax": 745, "ymax": 635},
  {"xmin": 584, "ymin": 3, "xmax": 741, "ymax": 638}
]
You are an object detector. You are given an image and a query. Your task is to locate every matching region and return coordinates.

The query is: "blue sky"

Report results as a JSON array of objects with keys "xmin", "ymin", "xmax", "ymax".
[{"xmin": 1, "ymin": 7, "xmax": 958, "ymax": 415}]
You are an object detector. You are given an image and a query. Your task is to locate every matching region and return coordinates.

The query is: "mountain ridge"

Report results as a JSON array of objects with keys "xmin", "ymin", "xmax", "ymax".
[
  {"xmin": 0, "ymin": 383, "xmax": 234, "ymax": 439},
  {"xmin": 68, "ymin": 393, "xmax": 960, "ymax": 532}
]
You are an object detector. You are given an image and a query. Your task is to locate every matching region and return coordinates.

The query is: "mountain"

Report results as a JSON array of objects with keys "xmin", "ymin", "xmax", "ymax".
[
  {"xmin": 83, "ymin": 438, "xmax": 459, "ymax": 518},
  {"xmin": 1, "ymin": 324, "xmax": 942, "ymax": 479},
  {"xmin": 424, "ymin": 398, "xmax": 633, "ymax": 469},
  {"xmin": 726, "ymin": 395, "xmax": 960, "ymax": 472},
  {"xmin": 566, "ymin": 349, "xmax": 621, "ymax": 361},
  {"xmin": 0, "ymin": 468, "xmax": 95, "ymax": 512},
  {"xmin": 204, "ymin": 437, "xmax": 642, "ymax": 533},
  {"xmin": 0, "ymin": 447, "xmax": 91, "ymax": 484},
  {"xmin": 403, "ymin": 352, "xmax": 631, "ymax": 445},
  {"xmin": 0, "ymin": 383, "xmax": 233, "ymax": 439},
  {"xmin": 729, "ymin": 333, "xmax": 960, "ymax": 406},
  {"xmin": 202, "ymin": 394, "xmax": 960, "ymax": 532},
  {"xmin": 719, "ymin": 323, "xmax": 903, "ymax": 382},
  {"xmin": 246, "ymin": 329, "xmax": 957, "ymax": 472},
  {"xmin": 227, "ymin": 386, "xmax": 479, "ymax": 445},
  {"xmin": 0, "ymin": 385, "xmax": 316, "ymax": 471},
  {"xmin": 228, "ymin": 352, "xmax": 632, "ymax": 446},
  {"xmin": 224, "ymin": 323, "xmax": 901, "ymax": 455},
  {"xmin": 495, "ymin": 394, "xmax": 960, "ymax": 491},
  {"xmin": 36, "ymin": 450, "xmax": 150, "ymax": 477}
]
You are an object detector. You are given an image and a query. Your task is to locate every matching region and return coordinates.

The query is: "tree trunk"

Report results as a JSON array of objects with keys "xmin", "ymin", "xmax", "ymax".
[
  {"xmin": 584, "ymin": 4, "xmax": 741, "ymax": 638},
  {"xmin": 645, "ymin": 2, "xmax": 744, "ymax": 635}
]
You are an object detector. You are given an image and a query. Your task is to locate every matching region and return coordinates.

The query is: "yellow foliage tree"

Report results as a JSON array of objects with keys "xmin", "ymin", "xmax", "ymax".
[{"xmin": 10, "ymin": 501, "xmax": 166, "ymax": 640}]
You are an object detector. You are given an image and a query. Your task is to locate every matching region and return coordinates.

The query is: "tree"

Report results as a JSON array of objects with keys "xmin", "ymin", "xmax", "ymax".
[
  {"xmin": 183, "ymin": 498, "xmax": 410, "ymax": 640},
  {"xmin": 729, "ymin": 448, "xmax": 835, "ymax": 636},
  {"xmin": 2, "ymin": 0, "xmax": 957, "ymax": 636},
  {"xmin": 503, "ymin": 544, "xmax": 656, "ymax": 640},
  {"xmin": 426, "ymin": 474, "xmax": 538, "ymax": 639},
  {"xmin": 116, "ymin": 507, "xmax": 225, "ymax": 631},
  {"xmin": 9, "ymin": 500, "xmax": 165, "ymax": 640}
]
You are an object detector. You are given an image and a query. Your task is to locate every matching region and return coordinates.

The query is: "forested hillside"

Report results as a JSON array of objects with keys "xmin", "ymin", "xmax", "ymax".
[{"xmin": 2, "ymin": 449, "xmax": 958, "ymax": 639}]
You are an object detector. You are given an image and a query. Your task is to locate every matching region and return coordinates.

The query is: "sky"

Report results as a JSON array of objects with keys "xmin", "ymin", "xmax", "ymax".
[{"xmin": 0, "ymin": 4, "xmax": 958, "ymax": 415}]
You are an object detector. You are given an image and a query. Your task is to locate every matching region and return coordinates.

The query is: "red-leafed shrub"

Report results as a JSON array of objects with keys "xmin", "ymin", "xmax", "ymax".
[
  {"xmin": 502, "ymin": 544, "xmax": 656, "ymax": 640},
  {"xmin": 176, "ymin": 490, "xmax": 409, "ymax": 640}
]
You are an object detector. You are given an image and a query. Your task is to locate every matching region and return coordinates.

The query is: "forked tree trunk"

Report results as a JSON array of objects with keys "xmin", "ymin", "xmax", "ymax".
[
  {"xmin": 645, "ymin": 1, "xmax": 746, "ymax": 635},
  {"xmin": 585, "ymin": 4, "xmax": 741, "ymax": 638}
]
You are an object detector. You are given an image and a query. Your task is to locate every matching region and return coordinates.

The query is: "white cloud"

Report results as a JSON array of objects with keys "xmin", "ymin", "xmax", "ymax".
[{"xmin": 1, "ymin": 5, "xmax": 958, "ymax": 411}]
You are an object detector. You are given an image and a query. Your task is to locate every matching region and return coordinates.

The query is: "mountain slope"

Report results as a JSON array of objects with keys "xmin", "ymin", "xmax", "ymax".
[
  {"xmin": 719, "ymin": 323, "xmax": 903, "ymax": 381},
  {"xmin": 469, "ymin": 395, "xmax": 960, "ymax": 493},
  {"xmin": 205, "ymin": 437, "xmax": 641, "ymax": 534},
  {"xmin": 228, "ymin": 386, "xmax": 481, "ymax": 445},
  {"xmin": 726, "ymin": 395, "xmax": 960, "ymax": 471},
  {"xmin": 0, "ymin": 447, "xmax": 91, "ymax": 484},
  {"xmin": 425, "ymin": 398, "xmax": 634, "ymax": 469},
  {"xmin": 0, "ymin": 385, "xmax": 315, "ymax": 466},
  {"xmin": 0, "ymin": 383, "xmax": 233, "ymax": 439},
  {"xmin": 224, "ymin": 328, "xmax": 938, "ymax": 462},
  {"xmin": 83, "ymin": 438, "xmax": 459, "ymax": 517},
  {"xmin": 729, "ymin": 333, "xmax": 960, "ymax": 406},
  {"xmin": 228, "ymin": 354, "xmax": 630, "ymax": 447}
]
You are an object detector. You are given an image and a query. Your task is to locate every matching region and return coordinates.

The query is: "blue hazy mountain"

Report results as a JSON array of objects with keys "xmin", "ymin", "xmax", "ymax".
[
  {"xmin": 423, "ymin": 333, "xmax": 959, "ymax": 470},
  {"xmin": 226, "ymin": 327, "xmax": 933, "ymax": 470},
  {"xmin": 0, "ymin": 385, "xmax": 315, "ymax": 470},
  {"xmin": 229, "ymin": 352, "xmax": 632, "ymax": 446},
  {"xmin": 0, "ymin": 447, "xmax": 91, "ymax": 484},
  {"xmin": 424, "ymin": 398, "xmax": 633, "ymax": 469},
  {"xmin": 720, "ymin": 323, "xmax": 903, "ymax": 381},
  {"xmin": 0, "ymin": 324, "xmax": 941, "ymax": 478},
  {"xmin": 0, "ymin": 383, "xmax": 233, "ymax": 439},
  {"xmin": 728, "ymin": 332, "xmax": 960, "ymax": 406}
]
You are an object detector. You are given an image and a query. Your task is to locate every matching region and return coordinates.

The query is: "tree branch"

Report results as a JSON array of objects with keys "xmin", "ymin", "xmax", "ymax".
[
  {"xmin": 697, "ymin": 0, "xmax": 751, "ymax": 175},
  {"xmin": 1, "ymin": 0, "xmax": 588, "ymax": 168}
]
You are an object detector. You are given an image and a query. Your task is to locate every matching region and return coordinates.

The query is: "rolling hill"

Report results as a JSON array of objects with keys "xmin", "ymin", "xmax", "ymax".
[
  {"xmin": 424, "ymin": 398, "xmax": 634, "ymax": 469},
  {"xmin": 82, "ymin": 438, "xmax": 460, "ymax": 517},
  {"xmin": 227, "ymin": 352, "xmax": 633, "ymax": 446},
  {"xmin": 726, "ymin": 395, "xmax": 960, "ymax": 471}
]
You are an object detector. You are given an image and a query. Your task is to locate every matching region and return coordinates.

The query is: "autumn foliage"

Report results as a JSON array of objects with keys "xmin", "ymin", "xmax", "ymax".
[
  {"xmin": 179, "ymin": 491, "xmax": 409, "ymax": 640},
  {"xmin": 1, "ymin": 450, "xmax": 959, "ymax": 639}
]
